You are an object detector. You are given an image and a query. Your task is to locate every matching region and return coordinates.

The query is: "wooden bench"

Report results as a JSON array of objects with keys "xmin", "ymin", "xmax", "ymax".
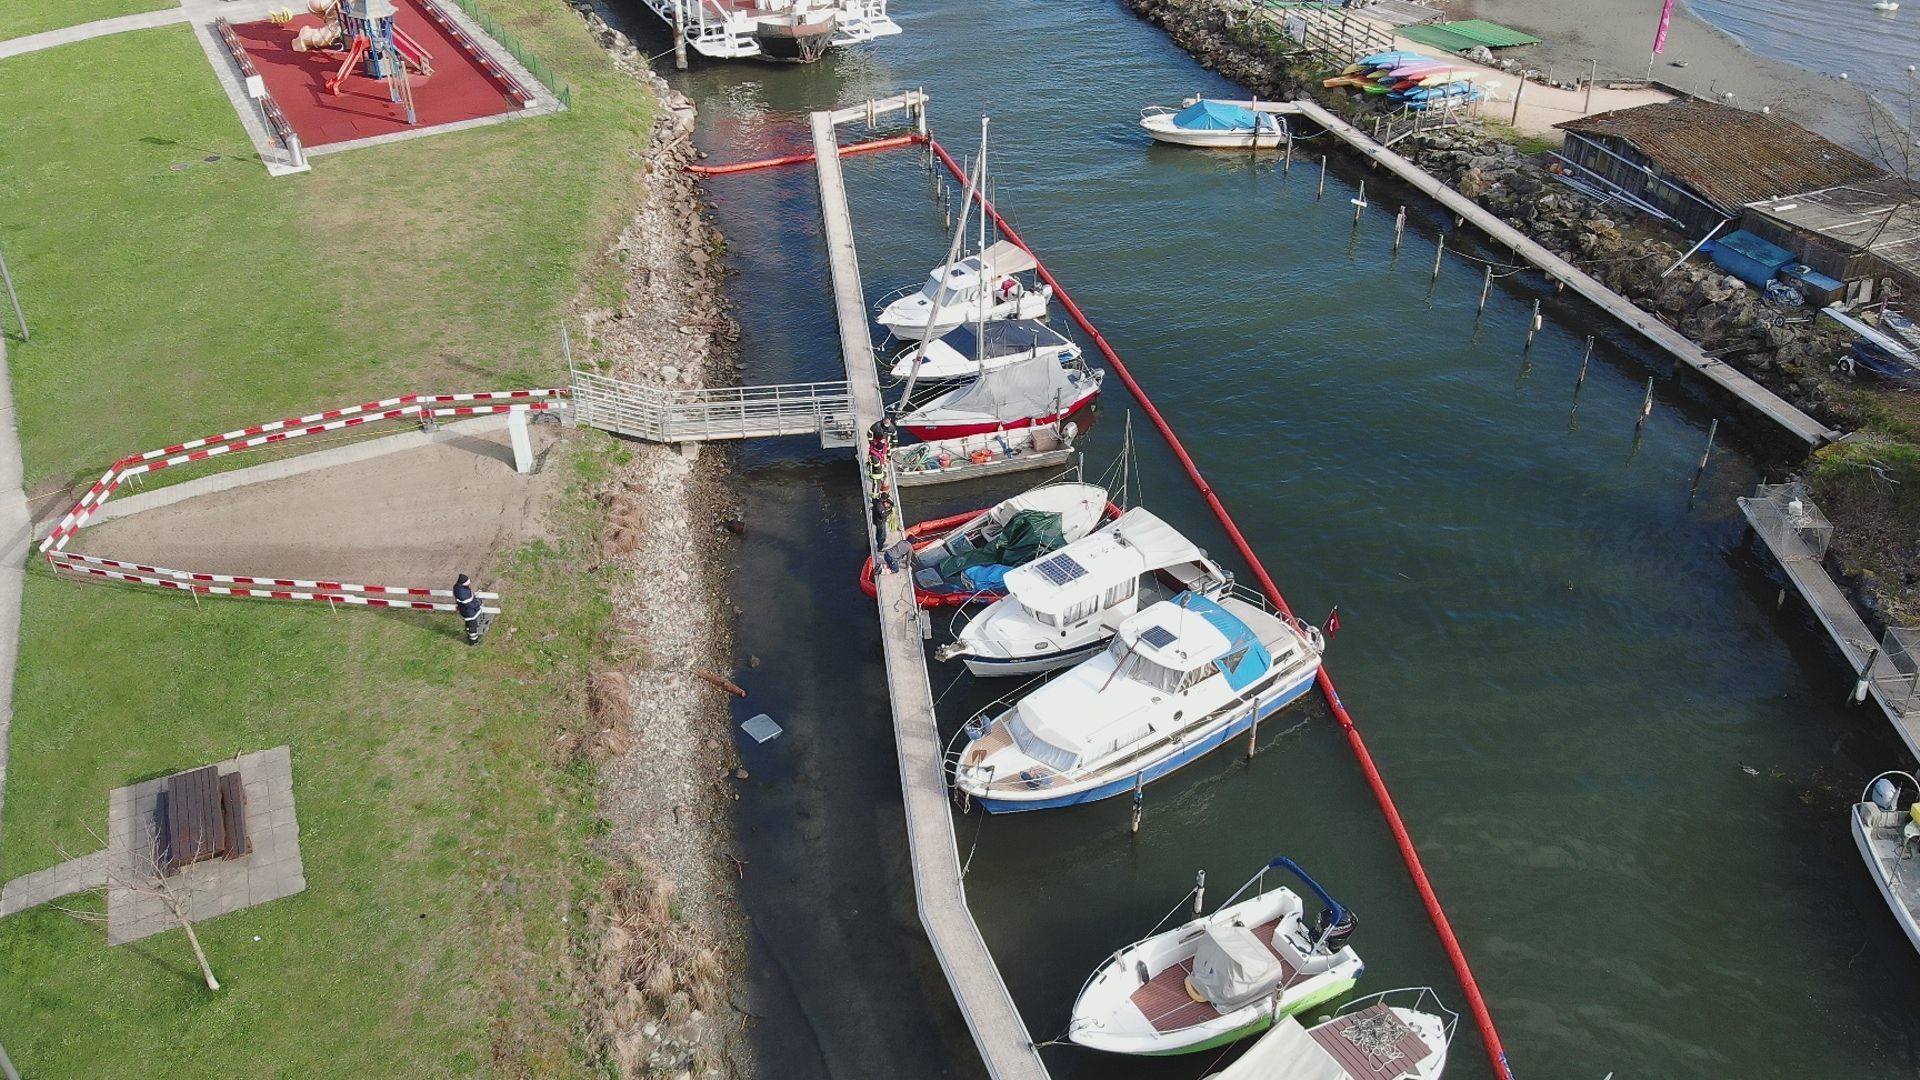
[{"xmin": 158, "ymin": 765, "xmax": 250, "ymax": 873}]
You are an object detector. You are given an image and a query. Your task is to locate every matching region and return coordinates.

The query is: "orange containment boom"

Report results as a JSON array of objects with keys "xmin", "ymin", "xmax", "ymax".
[{"xmin": 686, "ymin": 133, "xmax": 928, "ymax": 176}]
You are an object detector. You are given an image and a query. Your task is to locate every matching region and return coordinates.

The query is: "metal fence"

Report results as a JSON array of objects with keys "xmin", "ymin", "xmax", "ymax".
[
  {"xmin": 1744, "ymin": 482, "xmax": 1835, "ymax": 562},
  {"xmin": 445, "ymin": 0, "xmax": 571, "ymax": 108},
  {"xmin": 1869, "ymin": 628, "xmax": 1920, "ymax": 720}
]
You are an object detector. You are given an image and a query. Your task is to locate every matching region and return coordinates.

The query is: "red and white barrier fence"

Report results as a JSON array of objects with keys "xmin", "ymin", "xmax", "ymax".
[{"xmin": 39, "ymin": 389, "xmax": 564, "ymax": 619}]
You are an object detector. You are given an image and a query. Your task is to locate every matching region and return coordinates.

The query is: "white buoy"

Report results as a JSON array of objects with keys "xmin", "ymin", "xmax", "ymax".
[{"xmin": 1874, "ymin": 2, "xmax": 1898, "ymax": 13}]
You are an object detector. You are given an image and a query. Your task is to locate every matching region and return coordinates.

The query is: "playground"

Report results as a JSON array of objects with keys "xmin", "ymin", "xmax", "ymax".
[{"xmin": 231, "ymin": 0, "xmax": 526, "ymax": 147}]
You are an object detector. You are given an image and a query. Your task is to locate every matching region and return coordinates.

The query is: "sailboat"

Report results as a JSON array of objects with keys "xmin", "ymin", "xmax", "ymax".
[{"xmin": 893, "ymin": 117, "xmax": 1102, "ymax": 440}]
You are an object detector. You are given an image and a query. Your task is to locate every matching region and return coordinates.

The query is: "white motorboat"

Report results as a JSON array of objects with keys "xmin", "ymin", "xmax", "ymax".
[
  {"xmin": 1140, "ymin": 99, "xmax": 1286, "ymax": 149},
  {"xmin": 891, "ymin": 421, "xmax": 1078, "ymax": 488},
  {"xmin": 1069, "ymin": 857, "xmax": 1364, "ymax": 1056},
  {"xmin": 935, "ymin": 507, "xmax": 1229, "ymax": 677},
  {"xmin": 1851, "ymin": 770, "xmax": 1920, "ymax": 953},
  {"xmin": 1205, "ymin": 987, "xmax": 1455, "ymax": 1079},
  {"xmin": 875, "ymin": 239, "xmax": 1054, "ymax": 342},
  {"xmin": 635, "ymin": 0, "xmax": 900, "ymax": 62},
  {"xmin": 948, "ymin": 588, "xmax": 1323, "ymax": 812},
  {"xmin": 887, "ymin": 318, "xmax": 1079, "ymax": 381},
  {"xmin": 859, "ymin": 481, "xmax": 1115, "ymax": 608},
  {"xmin": 896, "ymin": 350, "xmax": 1103, "ymax": 442}
]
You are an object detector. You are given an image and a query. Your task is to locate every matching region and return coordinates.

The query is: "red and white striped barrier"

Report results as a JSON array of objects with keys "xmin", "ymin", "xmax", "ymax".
[{"xmin": 39, "ymin": 388, "xmax": 564, "ymax": 619}]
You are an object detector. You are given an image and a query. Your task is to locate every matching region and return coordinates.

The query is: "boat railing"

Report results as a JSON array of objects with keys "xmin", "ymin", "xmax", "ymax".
[
  {"xmin": 1337, "ymin": 986, "xmax": 1461, "ymax": 1047},
  {"xmin": 1139, "ymin": 105, "xmax": 1179, "ymax": 121}
]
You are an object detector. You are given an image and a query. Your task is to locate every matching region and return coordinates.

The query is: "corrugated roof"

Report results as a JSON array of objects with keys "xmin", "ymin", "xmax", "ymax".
[
  {"xmin": 1398, "ymin": 18, "xmax": 1538, "ymax": 52},
  {"xmin": 1748, "ymin": 177, "xmax": 1920, "ymax": 281},
  {"xmin": 1556, "ymin": 98, "xmax": 1885, "ymax": 211}
]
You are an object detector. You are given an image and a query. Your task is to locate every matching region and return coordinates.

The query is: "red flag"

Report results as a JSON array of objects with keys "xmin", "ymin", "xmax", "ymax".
[
  {"xmin": 1652, "ymin": 0, "xmax": 1675, "ymax": 55},
  {"xmin": 1322, "ymin": 606, "xmax": 1341, "ymax": 638}
]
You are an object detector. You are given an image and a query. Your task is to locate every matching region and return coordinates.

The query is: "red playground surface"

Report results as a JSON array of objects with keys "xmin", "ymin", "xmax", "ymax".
[{"xmin": 232, "ymin": 0, "xmax": 516, "ymax": 147}]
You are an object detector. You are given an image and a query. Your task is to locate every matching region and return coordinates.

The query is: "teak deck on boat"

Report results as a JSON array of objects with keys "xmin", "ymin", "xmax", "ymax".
[
  {"xmin": 811, "ymin": 97, "xmax": 1051, "ymax": 1080},
  {"xmin": 1309, "ymin": 1003, "xmax": 1429, "ymax": 1078},
  {"xmin": 1128, "ymin": 916, "xmax": 1298, "ymax": 1033}
]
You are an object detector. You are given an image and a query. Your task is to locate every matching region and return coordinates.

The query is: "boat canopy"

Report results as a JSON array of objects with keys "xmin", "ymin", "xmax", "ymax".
[
  {"xmin": 921, "ymin": 254, "xmax": 988, "ymax": 295},
  {"xmin": 979, "ymin": 238, "xmax": 1037, "ymax": 276},
  {"xmin": 1121, "ymin": 594, "xmax": 1271, "ymax": 691},
  {"xmin": 1005, "ymin": 509, "xmax": 1203, "ymax": 616},
  {"xmin": 1189, "ymin": 922, "xmax": 1283, "ymax": 1010},
  {"xmin": 919, "ymin": 319, "xmax": 1073, "ymax": 366},
  {"xmin": 908, "ymin": 351, "xmax": 1081, "ymax": 426},
  {"xmin": 1171, "ymin": 99, "xmax": 1261, "ymax": 131},
  {"xmin": 1203, "ymin": 1016, "xmax": 1346, "ymax": 1080}
]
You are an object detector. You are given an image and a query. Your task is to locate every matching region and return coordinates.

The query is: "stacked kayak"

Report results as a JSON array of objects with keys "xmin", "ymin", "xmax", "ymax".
[{"xmin": 1323, "ymin": 50, "xmax": 1486, "ymax": 108}]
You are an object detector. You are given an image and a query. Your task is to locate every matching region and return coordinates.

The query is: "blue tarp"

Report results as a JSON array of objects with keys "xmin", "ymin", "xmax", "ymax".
[
  {"xmin": 960, "ymin": 564, "xmax": 1012, "ymax": 591},
  {"xmin": 1172, "ymin": 99, "xmax": 1260, "ymax": 131},
  {"xmin": 1706, "ymin": 229, "xmax": 1794, "ymax": 288},
  {"xmin": 1183, "ymin": 593, "xmax": 1274, "ymax": 692}
]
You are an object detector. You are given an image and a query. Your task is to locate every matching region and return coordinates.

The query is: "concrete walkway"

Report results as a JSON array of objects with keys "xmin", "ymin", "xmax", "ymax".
[
  {"xmin": 0, "ymin": 337, "xmax": 26, "ymax": 840},
  {"xmin": 0, "ymin": 7, "xmax": 191, "ymax": 60},
  {"xmin": 0, "ymin": 849, "xmax": 113, "ymax": 916}
]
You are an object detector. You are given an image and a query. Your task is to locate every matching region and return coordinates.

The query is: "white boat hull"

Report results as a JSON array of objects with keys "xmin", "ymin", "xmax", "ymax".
[
  {"xmin": 877, "ymin": 289, "xmax": 1052, "ymax": 342},
  {"xmin": 1851, "ymin": 801, "xmax": 1920, "ymax": 954},
  {"xmin": 1140, "ymin": 115, "xmax": 1284, "ymax": 149}
]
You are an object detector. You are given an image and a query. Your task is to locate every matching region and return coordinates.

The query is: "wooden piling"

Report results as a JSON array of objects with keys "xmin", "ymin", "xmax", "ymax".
[
  {"xmin": 1431, "ymin": 233, "xmax": 1445, "ymax": 280},
  {"xmin": 1477, "ymin": 265, "xmax": 1492, "ymax": 312},
  {"xmin": 1523, "ymin": 298, "xmax": 1539, "ymax": 354},
  {"xmin": 1284, "ymin": 130, "xmax": 1293, "ymax": 173},
  {"xmin": 1131, "ymin": 773, "xmax": 1145, "ymax": 834},
  {"xmin": 671, "ymin": 0, "xmax": 688, "ymax": 70},
  {"xmin": 1317, "ymin": 155, "xmax": 1327, "ymax": 199},
  {"xmin": 1352, "ymin": 180, "xmax": 1366, "ymax": 224},
  {"xmin": 1394, "ymin": 207, "xmax": 1406, "ymax": 253},
  {"xmin": 1636, "ymin": 377, "xmax": 1655, "ymax": 429},
  {"xmin": 1577, "ymin": 336, "xmax": 1593, "ymax": 388}
]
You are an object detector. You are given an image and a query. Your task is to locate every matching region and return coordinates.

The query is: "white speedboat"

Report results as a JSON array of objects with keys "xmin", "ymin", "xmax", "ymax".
[
  {"xmin": 897, "ymin": 350, "xmax": 1103, "ymax": 442},
  {"xmin": 859, "ymin": 482, "xmax": 1115, "ymax": 608},
  {"xmin": 1851, "ymin": 770, "xmax": 1920, "ymax": 953},
  {"xmin": 1070, "ymin": 857, "xmax": 1364, "ymax": 1056},
  {"xmin": 1140, "ymin": 99, "xmax": 1285, "ymax": 149},
  {"xmin": 1206, "ymin": 987, "xmax": 1455, "ymax": 1079},
  {"xmin": 935, "ymin": 507, "xmax": 1229, "ymax": 677},
  {"xmin": 948, "ymin": 589, "xmax": 1323, "ymax": 812},
  {"xmin": 875, "ymin": 239, "xmax": 1054, "ymax": 342},
  {"xmin": 888, "ymin": 318, "xmax": 1079, "ymax": 381}
]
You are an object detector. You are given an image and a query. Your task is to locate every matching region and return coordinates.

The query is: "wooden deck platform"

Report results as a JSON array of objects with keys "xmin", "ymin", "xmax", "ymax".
[
  {"xmin": 1737, "ymin": 486, "xmax": 1920, "ymax": 755},
  {"xmin": 1284, "ymin": 99, "xmax": 1839, "ymax": 448},
  {"xmin": 811, "ymin": 95, "xmax": 1051, "ymax": 1080}
]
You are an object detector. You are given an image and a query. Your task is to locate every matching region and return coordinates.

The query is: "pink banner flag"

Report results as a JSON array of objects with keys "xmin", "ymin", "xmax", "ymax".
[{"xmin": 1652, "ymin": 0, "xmax": 1676, "ymax": 54}]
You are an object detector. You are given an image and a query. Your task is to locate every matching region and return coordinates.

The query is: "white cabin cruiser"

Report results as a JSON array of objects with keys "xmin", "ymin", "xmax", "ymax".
[
  {"xmin": 948, "ymin": 589, "xmax": 1323, "ymax": 812},
  {"xmin": 888, "ymin": 318, "xmax": 1079, "ymax": 381},
  {"xmin": 1070, "ymin": 857, "xmax": 1364, "ymax": 1056},
  {"xmin": 875, "ymin": 240, "xmax": 1054, "ymax": 342},
  {"xmin": 1205, "ymin": 988, "xmax": 1455, "ymax": 1079},
  {"xmin": 1851, "ymin": 770, "xmax": 1920, "ymax": 954},
  {"xmin": 935, "ymin": 508, "xmax": 1229, "ymax": 677}
]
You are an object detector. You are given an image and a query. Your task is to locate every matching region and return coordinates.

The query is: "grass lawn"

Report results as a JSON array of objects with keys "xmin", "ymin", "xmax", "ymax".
[
  {"xmin": 0, "ymin": 0, "xmax": 177, "ymax": 42},
  {"xmin": 0, "ymin": 3, "xmax": 656, "ymax": 1075},
  {"xmin": 0, "ymin": 12, "xmax": 650, "ymax": 493}
]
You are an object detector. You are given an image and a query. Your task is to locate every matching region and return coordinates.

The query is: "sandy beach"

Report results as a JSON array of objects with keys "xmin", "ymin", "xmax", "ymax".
[{"xmin": 1452, "ymin": 0, "xmax": 1873, "ymax": 148}]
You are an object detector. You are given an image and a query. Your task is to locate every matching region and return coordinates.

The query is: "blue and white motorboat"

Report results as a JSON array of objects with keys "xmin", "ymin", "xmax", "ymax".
[
  {"xmin": 934, "ymin": 507, "xmax": 1229, "ymax": 677},
  {"xmin": 888, "ymin": 318, "xmax": 1079, "ymax": 381},
  {"xmin": 1140, "ymin": 99, "xmax": 1285, "ymax": 148},
  {"xmin": 948, "ymin": 590, "xmax": 1324, "ymax": 812}
]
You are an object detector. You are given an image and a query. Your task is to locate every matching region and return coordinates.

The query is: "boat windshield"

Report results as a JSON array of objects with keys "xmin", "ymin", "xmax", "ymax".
[
  {"xmin": 1004, "ymin": 709, "xmax": 1079, "ymax": 772},
  {"xmin": 1103, "ymin": 635, "xmax": 1189, "ymax": 694},
  {"xmin": 920, "ymin": 262, "xmax": 980, "ymax": 301}
]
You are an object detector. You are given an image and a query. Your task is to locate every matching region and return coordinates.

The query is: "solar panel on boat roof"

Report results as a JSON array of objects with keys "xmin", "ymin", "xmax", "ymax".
[
  {"xmin": 1139, "ymin": 625, "xmax": 1178, "ymax": 649},
  {"xmin": 1033, "ymin": 553, "xmax": 1088, "ymax": 586}
]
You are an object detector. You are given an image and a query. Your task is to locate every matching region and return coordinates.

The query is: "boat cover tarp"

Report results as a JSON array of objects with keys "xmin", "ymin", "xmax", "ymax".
[
  {"xmin": 933, "ymin": 319, "xmax": 1071, "ymax": 362},
  {"xmin": 937, "ymin": 509, "xmax": 1066, "ymax": 578},
  {"xmin": 918, "ymin": 351, "xmax": 1079, "ymax": 425},
  {"xmin": 1172, "ymin": 99, "xmax": 1260, "ymax": 131},
  {"xmin": 1205, "ymin": 1017, "xmax": 1346, "ymax": 1080},
  {"xmin": 1189, "ymin": 922, "xmax": 1283, "ymax": 1010}
]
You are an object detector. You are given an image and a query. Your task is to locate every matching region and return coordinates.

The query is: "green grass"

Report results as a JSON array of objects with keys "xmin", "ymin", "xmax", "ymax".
[
  {"xmin": 0, "ymin": 13, "xmax": 652, "ymax": 493},
  {"xmin": 0, "ymin": 434, "xmax": 629, "ymax": 1078},
  {"xmin": 0, "ymin": 0, "xmax": 176, "ymax": 42},
  {"xmin": 0, "ymin": 4, "xmax": 656, "ymax": 1075}
]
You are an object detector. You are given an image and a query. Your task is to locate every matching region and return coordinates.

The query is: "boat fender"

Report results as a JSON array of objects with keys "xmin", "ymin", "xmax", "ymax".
[{"xmin": 970, "ymin": 448, "xmax": 994, "ymax": 464}]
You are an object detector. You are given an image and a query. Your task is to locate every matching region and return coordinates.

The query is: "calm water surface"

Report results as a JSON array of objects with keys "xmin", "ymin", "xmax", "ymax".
[{"xmin": 612, "ymin": 2, "xmax": 1920, "ymax": 1076}]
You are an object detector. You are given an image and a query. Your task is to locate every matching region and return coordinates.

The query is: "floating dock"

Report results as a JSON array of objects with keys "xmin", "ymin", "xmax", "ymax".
[
  {"xmin": 1738, "ymin": 482, "xmax": 1920, "ymax": 753},
  {"xmin": 1232, "ymin": 98, "xmax": 1840, "ymax": 448},
  {"xmin": 809, "ymin": 95, "xmax": 1052, "ymax": 1080}
]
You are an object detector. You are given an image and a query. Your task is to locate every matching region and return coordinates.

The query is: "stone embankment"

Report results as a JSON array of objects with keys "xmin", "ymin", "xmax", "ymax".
[{"xmin": 565, "ymin": 7, "xmax": 758, "ymax": 1078}]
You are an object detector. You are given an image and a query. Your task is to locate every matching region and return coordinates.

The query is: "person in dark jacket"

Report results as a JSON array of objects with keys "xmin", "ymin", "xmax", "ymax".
[
  {"xmin": 871, "ymin": 492, "xmax": 897, "ymax": 574},
  {"xmin": 453, "ymin": 573, "xmax": 483, "ymax": 645}
]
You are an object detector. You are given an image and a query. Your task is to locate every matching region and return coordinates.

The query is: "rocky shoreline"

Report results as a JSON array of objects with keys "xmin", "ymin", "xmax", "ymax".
[
  {"xmin": 1124, "ymin": 0, "xmax": 1918, "ymax": 625},
  {"xmin": 563, "ymin": 9, "xmax": 757, "ymax": 1077}
]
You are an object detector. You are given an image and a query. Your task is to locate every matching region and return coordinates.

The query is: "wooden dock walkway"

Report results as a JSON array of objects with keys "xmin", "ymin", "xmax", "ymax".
[
  {"xmin": 809, "ymin": 96, "xmax": 1051, "ymax": 1080},
  {"xmin": 1738, "ymin": 483, "xmax": 1920, "ymax": 754},
  {"xmin": 1276, "ymin": 98, "xmax": 1840, "ymax": 448}
]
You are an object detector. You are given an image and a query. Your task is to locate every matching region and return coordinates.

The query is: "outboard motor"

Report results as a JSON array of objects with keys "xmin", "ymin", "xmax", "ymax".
[
  {"xmin": 1313, "ymin": 906, "xmax": 1358, "ymax": 954},
  {"xmin": 1873, "ymin": 777, "xmax": 1903, "ymax": 813}
]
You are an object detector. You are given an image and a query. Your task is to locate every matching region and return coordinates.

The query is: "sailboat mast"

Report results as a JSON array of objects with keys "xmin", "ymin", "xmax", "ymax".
[
  {"xmin": 896, "ymin": 131, "xmax": 984, "ymax": 410},
  {"xmin": 975, "ymin": 116, "xmax": 989, "ymax": 373}
]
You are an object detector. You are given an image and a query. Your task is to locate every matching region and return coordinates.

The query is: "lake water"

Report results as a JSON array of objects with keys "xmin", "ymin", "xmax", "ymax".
[
  {"xmin": 611, "ymin": 1, "xmax": 1920, "ymax": 1076},
  {"xmin": 1685, "ymin": 0, "xmax": 1920, "ymax": 127}
]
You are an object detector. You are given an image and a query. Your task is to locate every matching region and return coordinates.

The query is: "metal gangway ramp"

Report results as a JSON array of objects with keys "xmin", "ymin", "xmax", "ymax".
[
  {"xmin": 570, "ymin": 370, "xmax": 855, "ymax": 446},
  {"xmin": 810, "ymin": 94, "xmax": 1052, "ymax": 1080}
]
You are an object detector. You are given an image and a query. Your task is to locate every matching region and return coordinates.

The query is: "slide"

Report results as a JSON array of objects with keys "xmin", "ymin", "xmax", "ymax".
[{"xmin": 391, "ymin": 26, "xmax": 433, "ymax": 75}]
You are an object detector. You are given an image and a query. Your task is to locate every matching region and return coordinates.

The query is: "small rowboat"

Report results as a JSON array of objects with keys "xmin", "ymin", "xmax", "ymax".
[
  {"xmin": 858, "ymin": 482, "xmax": 1119, "ymax": 608},
  {"xmin": 1205, "ymin": 988, "xmax": 1455, "ymax": 1079}
]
